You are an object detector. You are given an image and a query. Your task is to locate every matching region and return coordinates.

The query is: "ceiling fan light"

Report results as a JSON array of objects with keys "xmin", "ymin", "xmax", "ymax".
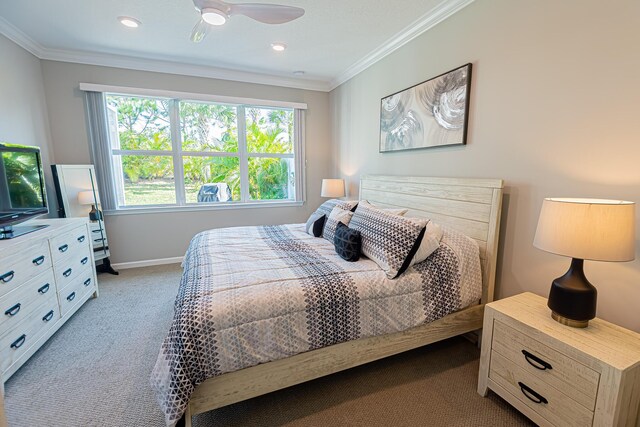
[
  {"xmin": 271, "ymin": 42, "xmax": 287, "ymax": 52},
  {"xmin": 118, "ymin": 16, "xmax": 141, "ymax": 28},
  {"xmin": 201, "ymin": 8, "xmax": 228, "ymax": 26}
]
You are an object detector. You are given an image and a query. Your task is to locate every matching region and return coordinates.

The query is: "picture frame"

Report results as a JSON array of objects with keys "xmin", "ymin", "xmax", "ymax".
[{"xmin": 379, "ymin": 63, "xmax": 472, "ymax": 153}]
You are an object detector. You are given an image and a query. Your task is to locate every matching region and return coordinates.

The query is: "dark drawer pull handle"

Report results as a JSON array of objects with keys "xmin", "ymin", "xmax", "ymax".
[
  {"xmin": 92, "ymin": 229, "xmax": 102, "ymax": 233},
  {"xmin": 81, "ymin": 257, "xmax": 89, "ymax": 265},
  {"xmin": 1, "ymin": 271, "xmax": 15, "ymax": 283},
  {"xmin": 84, "ymin": 278, "xmax": 91, "ymax": 287},
  {"xmin": 518, "ymin": 382, "xmax": 548, "ymax": 405},
  {"xmin": 67, "ymin": 292, "xmax": 76, "ymax": 302},
  {"xmin": 42, "ymin": 310, "xmax": 55, "ymax": 322},
  {"xmin": 522, "ymin": 350, "xmax": 552, "ymax": 371},
  {"xmin": 10, "ymin": 334, "xmax": 26, "ymax": 349},
  {"xmin": 63, "ymin": 268, "xmax": 73, "ymax": 277},
  {"xmin": 32, "ymin": 255, "xmax": 46, "ymax": 266},
  {"xmin": 77, "ymin": 235, "xmax": 86, "ymax": 243},
  {"xmin": 94, "ymin": 238, "xmax": 104, "ymax": 242},
  {"xmin": 58, "ymin": 244, "xmax": 69, "ymax": 253},
  {"xmin": 38, "ymin": 283, "xmax": 50, "ymax": 294},
  {"xmin": 4, "ymin": 303, "xmax": 21, "ymax": 317}
]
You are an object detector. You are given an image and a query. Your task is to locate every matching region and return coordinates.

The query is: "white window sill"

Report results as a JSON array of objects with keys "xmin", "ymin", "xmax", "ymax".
[{"xmin": 104, "ymin": 200, "xmax": 305, "ymax": 216}]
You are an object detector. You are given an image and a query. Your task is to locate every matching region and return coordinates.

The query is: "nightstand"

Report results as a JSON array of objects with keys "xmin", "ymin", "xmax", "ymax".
[{"xmin": 478, "ymin": 292, "xmax": 640, "ymax": 427}]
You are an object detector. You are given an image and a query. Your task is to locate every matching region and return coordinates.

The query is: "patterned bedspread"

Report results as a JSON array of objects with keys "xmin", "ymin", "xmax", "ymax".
[{"xmin": 151, "ymin": 223, "xmax": 482, "ymax": 425}]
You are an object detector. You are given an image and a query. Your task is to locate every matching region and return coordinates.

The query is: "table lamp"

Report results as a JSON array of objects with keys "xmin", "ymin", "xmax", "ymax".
[
  {"xmin": 78, "ymin": 190, "xmax": 102, "ymax": 221},
  {"xmin": 533, "ymin": 198, "xmax": 635, "ymax": 328},
  {"xmin": 321, "ymin": 179, "xmax": 345, "ymax": 198}
]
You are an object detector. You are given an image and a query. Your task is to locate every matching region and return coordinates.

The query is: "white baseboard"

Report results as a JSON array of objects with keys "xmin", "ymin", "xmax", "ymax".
[{"xmin": 111, "ymin": 256, "xmax": 183, "ymax": 270}]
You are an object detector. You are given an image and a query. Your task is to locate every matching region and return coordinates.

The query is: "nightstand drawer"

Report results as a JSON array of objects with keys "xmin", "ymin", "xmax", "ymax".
[
  {"xmin": 89, "ymin": 221, "xmax": 104, "ymax": 233},
  {"xmin": 492, "ymin": 320, "xmax": 599, "ymax": 410},
  {"xmin": 489, "ymin": 350, "xmax": 594, "ymax": 427}
]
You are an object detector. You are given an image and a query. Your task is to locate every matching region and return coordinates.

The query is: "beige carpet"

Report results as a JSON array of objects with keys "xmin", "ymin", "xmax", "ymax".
[{"xmin": 4, "ymin": 264, "xmax": 534, "ymax": 427}]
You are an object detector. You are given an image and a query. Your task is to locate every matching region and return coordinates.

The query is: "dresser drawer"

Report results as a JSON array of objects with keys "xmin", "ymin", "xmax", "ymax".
[
  {"xmin": 57, "ymin": 270, "xmax": 95, "ymax": 318},
  {"xmin": 0, "ymin": 239, "xmax": 51, "ymax": 299},
  {"xmin": 53, "ymin": 249, "xmax": 92, "ymax": 289},
  {"xmin": 49, "ymin": 224, "xmax": 90, "ymax": 264},
  {"xmin": 492, "ymin": 320, "xmax": 599, "ymax": 410},
  {"xmin": 92, "ymin": 234, "xmax": 108, "ymax": 250},
  {"xmin": 0, "ymin": 269, "xmax": 55, "ymax": 337},
  {"xmin": 489, "ymin": 350, "xmax": 594, "ymax": 427},
  {"xmin": 0, "ymin": 300, "xmax": 59, "ymax": 374}
]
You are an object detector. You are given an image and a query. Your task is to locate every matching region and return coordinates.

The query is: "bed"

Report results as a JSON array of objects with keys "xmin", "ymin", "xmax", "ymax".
[{"xmin": 153, "ymin": 175, "xmax": 504, "ymax": 427}]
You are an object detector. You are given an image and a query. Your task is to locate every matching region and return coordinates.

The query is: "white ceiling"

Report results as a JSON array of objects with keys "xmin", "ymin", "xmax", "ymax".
[{"xmin": 0, "ymin": 0, "xmax": 473, "ymax": 91}]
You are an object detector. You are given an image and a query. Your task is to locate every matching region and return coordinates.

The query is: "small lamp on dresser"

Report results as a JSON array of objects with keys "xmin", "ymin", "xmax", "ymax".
[
  {"xmin": 77, "ymin": 190, "xmax": 102, "ymax": 221},
  {"xmin": 533, "ymin": 197, "xmax": 635, "ymax": 328},
  {"xmin": 321, "ymin": 178, "xmax": 345, "ymax": 198}
]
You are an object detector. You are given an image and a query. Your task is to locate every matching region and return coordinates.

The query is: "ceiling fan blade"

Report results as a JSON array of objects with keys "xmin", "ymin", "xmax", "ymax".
[
  {"xmin": 190, "ymin": 18, "xmax": 211, "ymax": 42},
  {"xmin": 229, "ymin": 3, "xmax": 305, "ymax": 24}
]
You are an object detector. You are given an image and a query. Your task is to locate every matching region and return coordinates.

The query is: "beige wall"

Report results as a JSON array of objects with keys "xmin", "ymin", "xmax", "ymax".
[
  {"xmin": 0, "ymin": 35, "xmax": 56, "ymax": 209},
  {"xmin": 40, "ymin": 61, "xmax": 332, "ymax": 264},
  {"xmin": 330, "ymin": 0, "xmax": 640, "ymax": 331}
]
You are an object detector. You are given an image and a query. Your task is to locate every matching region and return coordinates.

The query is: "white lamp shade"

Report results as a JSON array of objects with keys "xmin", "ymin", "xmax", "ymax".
[
  {"xmin": 534, "ymin": 198, "xmax": 636, "ymax": 262},
  {"xmin": 77, "ymin": 190, "xmax": 96, "ymax": 206},
  {"xmin": 321, "ymin": 179, "xmax": 345, "ymax": 198}
]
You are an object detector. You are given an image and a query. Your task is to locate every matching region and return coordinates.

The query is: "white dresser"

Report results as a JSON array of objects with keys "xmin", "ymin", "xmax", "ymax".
[{"xmin": 0, "ymin": 218, "xmax": 98, "ymax": 386}]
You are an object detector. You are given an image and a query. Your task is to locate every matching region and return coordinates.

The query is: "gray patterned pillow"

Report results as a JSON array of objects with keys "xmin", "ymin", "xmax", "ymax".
[
  {"xmin": 323, "ymin": 206, "xmax": 354, "ymax": 244},
  {"xmin": 315, "ymin": 199, "xmax": 358, "ymax": 218},
  {"xmin": 350, "ymin": 201, "xmax": 427, "ymax": 279}
]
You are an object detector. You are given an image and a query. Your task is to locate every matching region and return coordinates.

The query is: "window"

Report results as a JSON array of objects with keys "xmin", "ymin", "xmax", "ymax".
[{"xmin": 103, "ymin": 93, "xmax": 302, "ymax": 209}]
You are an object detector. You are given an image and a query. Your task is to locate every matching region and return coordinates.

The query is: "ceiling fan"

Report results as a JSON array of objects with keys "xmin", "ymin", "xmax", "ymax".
[{"xmin": 190, "ymin": 0, "xmax": 305, "ymax": 43}]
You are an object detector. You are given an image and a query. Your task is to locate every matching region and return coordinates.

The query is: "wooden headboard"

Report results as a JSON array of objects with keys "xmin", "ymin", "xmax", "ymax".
[{"xmin": 359, "ymin": 175, "xmax": 504, "ymax": 305}]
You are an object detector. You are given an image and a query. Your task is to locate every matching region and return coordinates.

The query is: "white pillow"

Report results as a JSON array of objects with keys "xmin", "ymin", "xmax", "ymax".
[
  {"xmin": 411, "ymin": 220, "xmax": 444, "ymax": 265},
  {"xmin": 323, "ymin": 206, "xmax": 354, "ymax": 244},
  {"xmin": 364, "ymin": 200, "xmax": 408, "ymax": 216}
]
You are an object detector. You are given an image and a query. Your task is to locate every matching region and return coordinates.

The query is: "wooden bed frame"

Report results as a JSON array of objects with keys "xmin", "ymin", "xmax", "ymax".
[{"xmin": 183, "ymin": 175, "xmax": 504, "ymax": 426}]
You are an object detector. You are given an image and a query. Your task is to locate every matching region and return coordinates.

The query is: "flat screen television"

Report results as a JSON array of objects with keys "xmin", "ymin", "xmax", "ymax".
[{"xmin": 0, "ymin": 142, "xmax": 49, "ymax": 239}]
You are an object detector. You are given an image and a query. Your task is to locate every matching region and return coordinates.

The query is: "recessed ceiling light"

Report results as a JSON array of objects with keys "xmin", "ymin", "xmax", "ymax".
[
  {"xmin": 201, "ymin": 8, "xmax": 227, "ymax": 26},
  {"xmin": 118, "ymin": 16, "xmax": 141, "ymax": 28},
  {"xmin": 271, "ymin": 42, "xmax": 287, "ymax": 52},
  {"xmin": 293, "ymin": 70, "xmax": 305, "ymax": 76}
]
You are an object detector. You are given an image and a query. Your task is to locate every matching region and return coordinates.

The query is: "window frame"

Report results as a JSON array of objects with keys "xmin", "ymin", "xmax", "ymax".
[{"xmin": 102, "ymin": 90, "xmax": 305, "ymax": 212}]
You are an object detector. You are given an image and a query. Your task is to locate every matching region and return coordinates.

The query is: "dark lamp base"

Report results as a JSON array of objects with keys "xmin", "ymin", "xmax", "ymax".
[
  {"xmin": 88, "ymin": 204, "xmax": 104, "ymax": 221},
  {"xmin": 551, "ymin": 311, "xmax": 589, "ymax": 328},
  {"xmin": 547, "ymin": 258, "xmax": 597, "ymax": 328}
]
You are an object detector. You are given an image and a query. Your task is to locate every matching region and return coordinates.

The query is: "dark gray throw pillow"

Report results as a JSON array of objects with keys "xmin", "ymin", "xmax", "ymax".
[
  {"xmin": 333, "ymin": 222, "xmax": 361, "ymax": 262},
  {"xmin": 305, "ymin": 213, "xmax": 326, "ymax": 237}
]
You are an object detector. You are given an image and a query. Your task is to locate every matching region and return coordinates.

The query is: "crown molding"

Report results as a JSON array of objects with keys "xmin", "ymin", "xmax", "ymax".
[
  {"xmin": 0, "ymin": 0, "xmax": 473, "ymax": 93},
  {"xmin": 0, "ymin": 15, "xmax": 44, "ymax": 57},
  {"xmin": 37, "ymin": 47, "xmax": 332, "ymax": 92},
  {"xmin": 328, "ymin": 0, "xmax": 475, "ymax": 91},
  {"xmin": 0, "ymin": 15, "xmax": 330, "ymax": 92}
]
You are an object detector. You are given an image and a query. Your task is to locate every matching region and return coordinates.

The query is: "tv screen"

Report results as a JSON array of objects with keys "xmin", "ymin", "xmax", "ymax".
[{"xmin": 0, "ymin": 143, "xmax": 48, "ymax": 229}]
